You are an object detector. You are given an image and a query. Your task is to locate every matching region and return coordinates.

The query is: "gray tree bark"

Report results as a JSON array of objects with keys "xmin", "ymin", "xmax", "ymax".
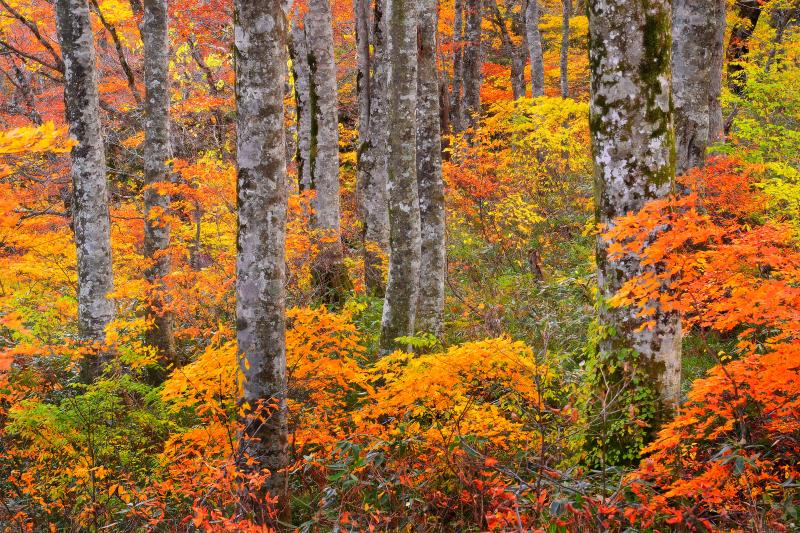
[
  {"xmin": 510, "ymin": 1, "xmax": 527, "ymax": 100},
  {"xmin": 234, "ymin": 0, "xmax": 289, "ymax": 519},
  {"xmin": 708, "ymin": 0, "xmax": 726, "ymax": 144},
  {"xmin": 141, "ymin": 0, "xmax": 176, "ymax": 362},
  {"xmin": 355, "ymin": 0, "xmax": 371, "ymax": 213},
  {"xmin": 54, "ymin": 0, "xmax": 116, "ymax": 378},
  {"xmin": 526, "ymin": 0, "xmax": 545, "ymax": 97},
  {"xmin": 357, "ymin": 0, "xmax": 390, "ymax": 297},
  {"xmin": 289, "ymin": 13, "xmax": 312, "ymax": 190},
  {"xmin": 416, "ymin": 0, "xmax": 446, "ymax": 337},
  {"xmin": 589, "ymin": 0, "xmax": 681, "ymax": 414},
  {"xmin": 451, "ymin": 0, "xmax": 466, "ymax": 131},
  {"xmin": 488, "ymin": 0, "xmax": 526, "ymax": 99},
  {"xmin": 301, "ymin": 0, "xmax": 350, "ymax": 306},
  {"xmin": 560, "ymin": 0, "xmax": 570, "ymax": 98},
  {"xmin": 672, "ymin": 0, "xmax": 714, "ymax": 175},
  {"xmin": 380, "ymin": 0, "xmax": 421, "ymax": 352},
  {"xmin": 462, "ymin": 0, "xmax": 483, "ymax": 129},
  {"xmin": 511, "ymin": 44, "xmax": 527, "ymax": 100}
]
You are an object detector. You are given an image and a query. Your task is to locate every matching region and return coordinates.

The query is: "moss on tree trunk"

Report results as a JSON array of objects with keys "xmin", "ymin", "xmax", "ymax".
[{"xmin": 587, "ymin": 0, "xmax": 682, "ymax": 464}]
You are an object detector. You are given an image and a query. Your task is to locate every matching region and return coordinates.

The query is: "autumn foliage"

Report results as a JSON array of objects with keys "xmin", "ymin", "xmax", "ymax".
[
  {"xmin": 1, "ymin": 0, "xmax": 799, "ymax": 530},
  {"xmin": 601, "ymin": 157, "xmax": 800, "ymax": 530}
]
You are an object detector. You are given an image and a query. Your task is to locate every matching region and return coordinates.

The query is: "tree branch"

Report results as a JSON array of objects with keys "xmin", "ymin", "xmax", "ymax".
[
  {"xmin": 0, "ymin": 0, "xmax": 65, "ymax": 72},
  {"xmin": 89, "ymin": 0, "xmax": 142, "ymax": 105}
]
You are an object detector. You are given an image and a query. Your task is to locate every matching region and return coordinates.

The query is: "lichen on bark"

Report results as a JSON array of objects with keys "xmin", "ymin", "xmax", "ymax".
[
  {"xmin": 298, "ymin": 0, "xmax": 351, "ymax": 306},
  {"xmin": 233, "ymin": 0, "xmax": 290, "ymax": 520},
  {"xmin": 141, "ymin": 0, "xmax": 176, "ymax": 363},
  {"xmin": 707, "ymin": 0, "xmax": 726, "ymax": 144},
  {"xmin": 462, "ymin": 0, "xmax": 483, "ymax": 130},
  {"xmin": 54, "ymin": 0, "xmax": 116, "ymax": 381},
  {"xmin": 672, "ymin": 0, "xmax": 715, "ymax": 175},
  {"xmin": 526, "ymin": 0, "xmax": 545, "ymax": 97},
  {"xmin": 355, "ymin": 0, "xmax": 390, "ymax": 297},
  {"xmin": 416, "ymin": 0, "xmax": 446, "ymax": 337},
  {"xmin": 379, "ymin": 0, "xmax": 422, "ymax": 353},
  {"xmin": 588, "ymin": 0, "xmax": 682, "ymax": 441}
]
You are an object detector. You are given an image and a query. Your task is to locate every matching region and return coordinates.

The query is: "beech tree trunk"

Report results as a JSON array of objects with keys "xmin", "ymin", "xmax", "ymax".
[
  {"xmin": 54, "ymin": 0, "xmax": 116, "ymax": 378},
  {"xmin": 589, "ymin": 0, "xmax": 681, "ymax": 415},
  {"xmin": 708, "ymin": 0, "xmax": 726, "ymax": 144},
  {"xmin": 451, "ymin": 0, "xmax": 466, "ymax": 131},
  {"xmin": 289, "ymin": 15, "xmax": 312, "ymax": 190},
  {"xmin": 355, "ymin": 0, "xmax": 370, "ymax": 211},
  {"xmin": 356, "ymin": 0, "xmax": 390, "ymax": 297},
  {"xmin": 510, "ymin": 1, "xmax": 527, "ymax": 100},
  {"xmin": 560, "ymin": 0, "xmax": 570, "ymax": 98},
  {"xmin": 726, "ymin": 0, "xmax": 762, "ymax": 95},
  {"xmin": 526, "ymin": 0, "xmax": 544, "ymax": 97},
  {"xmin": 234, "ymin": 0, "xmax": 289, "ymax": 519},
  {"xmin": 380, "ymin": 0, "xmax": 421, "ymax": 352},
  {"xmin": 141, "ymin": 0, "xmax": 176, "ymax": 361},
  {"xmin": 672, "ymin": 0, "xmax": 714, "ymax": 175},
  {"xmin": 511, "ymin": 48, "xmax": 527, "ymax": 100},
  {"xmin": 416, "ymin": 0, "xmax": 446, "ymax": 337},
  {"xmin": 488, "ymin": 0, "xmax": 526, "ymax": 100},
  {"xmin": 462, "ymin": 0, "xmax": 483, "ymax": 129},
  {"xmin": 440, "ymin": 79, "xmax": 452, "ymax": 155},
  {"xmin": 302, "ymin": 0, "xmax": 350, "ymax": 306}
]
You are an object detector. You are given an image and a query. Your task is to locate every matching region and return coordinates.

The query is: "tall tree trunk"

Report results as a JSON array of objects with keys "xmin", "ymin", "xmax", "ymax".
[
  {"xmin": 726, "ymin": 0, "xmax": 762, "ymax": 95},
  {"xmin": 510, "ymin": 0, "xmax": 527, "ymax": 100},
  {"xmin": 672, "ymin": 0, "xmax": 714, "ymax": 175},
  {"xmin": 358, "ymin": 0, "xmax": 390, "ymax": 297},
  {"xmin": 451, "ymin": 0, "xmax": 465, "ymax": 131},
  {"xmin": 526, "ymin": 0, "xmax": 544, "ymax": 97},
  {"xmin": 355, "ymin": 0, "xmax": 371, "ymax": 219},
  {"xmin": 462, "ymin": 0, "xmax": 483, "ymax": 129},
  {"xmin": 289, "ymin": 15, "xmax": 312, "ymax": 190},
  {"xmin": 511, "ymin": 47, "xmax": 527, "ymax": 100},
  {"xmin": 560, "ymin": 0, "xmax": 570, "ymax": 98},
  {"xmin": 488, "ymin": 0, "xmax": 526, "ymax": 100},
  {"xmin": 54, "ymin": 0, "xmax": 116, "ymax": 381},
  {"xmin": 440, "ymin": 78, "xmax": 452, "ymax": 154},
  {"xmin": 589, "ymin": 0, "xmax": 681, "ymax": 420},
  {"xmin": 416, "ymin": 0, "xmax": 446, "ymax": 337},
  {"xmin": 380, "ymin": 0, "xmax": 421, "ymax": 352},
  {"xmin": 304, "ymin": 0, "xmax": 350, "ymax": 306},
  {"xmin": 708, "ymin": 0, "xmax": 726, "ymax": 144},
  {"xmin": 234, "ymin": 0, "xmax": 289, "ymax": 520},
  {"xmin": 141, "ymin": 0, "xmax": 176, "ymax": 362}
]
